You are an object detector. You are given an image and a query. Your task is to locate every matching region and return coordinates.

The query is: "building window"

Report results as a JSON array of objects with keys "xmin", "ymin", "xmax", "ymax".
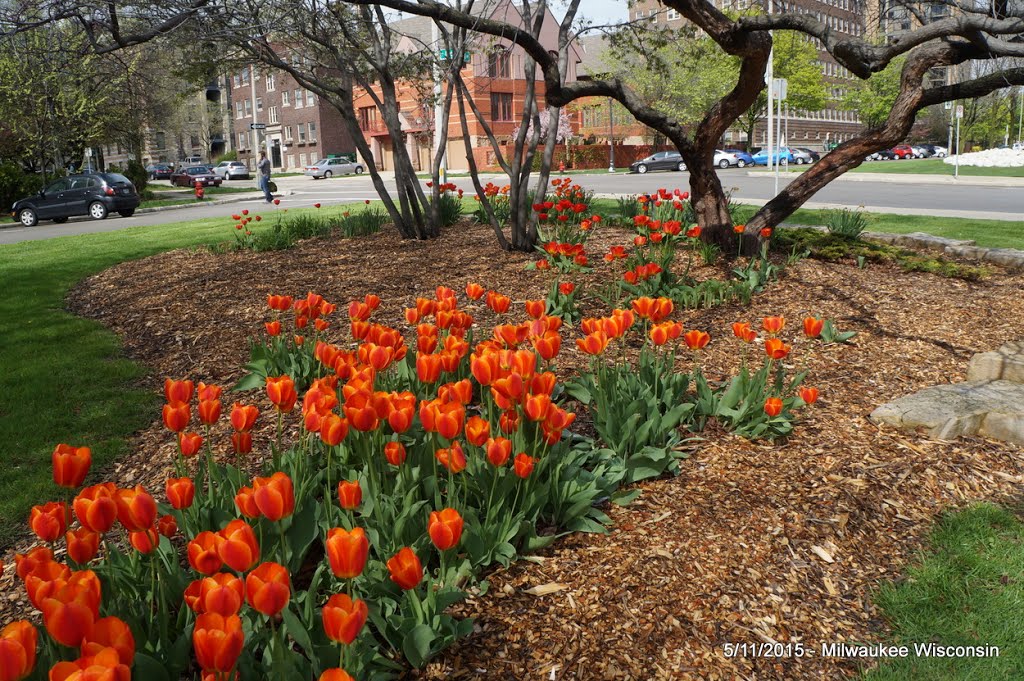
[
  {"xmin": 241, "ymin": 68, "xmax": 250, "ymax": 85},
  {"xmin": 287, "ymin": 154, "xmax": 295, "ymax": 169},
  {"xmin": 490, "ymin": 92, "xmax": 513, "ymax": 121},
  {"xmin": 154, "ymin": 132, "xmax": 165, "ymax": 149},
  {"xmin": 256, "ymin": 97, "xmax": 263, "ymax": 112},
  {"xmin": 305, "ymin": 89, "xmax": 315, "ymax": 106},
  {"xmin": 233, "ymin": 74, "xmax": 241, "ymax": 88},
  {"xmin": 298, "ymin": 125, "xmax": 306, "ymax": 143},
  {"xmin": 244, "ymin": 100, "xmax": 252, "ymax": 116},
  {"xmin": 238, "ymin": 132, "xmax": 246, "ymax": 149},
  {"xmin": 235, "ymin": 102, "xmax": 243, "ymax": 119},
  {"xmin": 266, "ymin": 73, "xmax": 275, "ymax": 91},
  {"xmin": 189, "ymin": 134, "xmax": 200, "ymax": 148},
  {"xmin": 299, "ymin": 153, "xmax": 307, "ymax": 166},
  {"xmin": 294, "ymin": 88, "xmax": 304, "ymax": 108},
  {"xmin": 269, "ymin": 106, "xmax": 279, "ymax": 124},
  {"xmin": 308, "ymin": 122, "xmax": 317, "ymax": 142},
  {"xmin": 282, "ymin": 90, "xmax": 290, "ymax": 107},
  {"xmin": 488, "ymin": 51, "xmax": 511, "ymax": 78},
  {"xmin": 284, "ymin": 125, "xmax": 293, "ymax": 141},
  {"xmin": 666, "ymin": 9, "xmax": 680, "ymax": 19},
  {"xmin": 359, "ymin": 106, "xmax": 377, "ymax": 131}
]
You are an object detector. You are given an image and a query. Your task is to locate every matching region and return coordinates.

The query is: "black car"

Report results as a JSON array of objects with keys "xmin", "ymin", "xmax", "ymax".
[
  {"xmin": 146, "ymin": 163, "xmax": 173, "ymax": 180},
  {"xmin": 630, "ymin": 151, "xmax": 686, "ymax": 174},
  {"xmin": 11, "ymin": 173, "xmax": 140, "ymax": 227},
  {"xmin": 170, "ymin": 165, "xmax": 223, "ymax": 188}
]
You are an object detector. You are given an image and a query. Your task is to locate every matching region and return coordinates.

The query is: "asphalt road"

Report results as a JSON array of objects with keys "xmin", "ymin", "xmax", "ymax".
[{"xmin": 2, "ymin": 168, "xmax": 1022, "ymax": 245}]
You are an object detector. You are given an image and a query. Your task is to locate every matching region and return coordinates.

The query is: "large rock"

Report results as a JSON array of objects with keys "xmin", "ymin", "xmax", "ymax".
[
  {"xmin": 870, "ymin": 380, "xmax": 1024, "ymax": 445},
  {"xmin": 968, "ymin": 340, "xmax": 1024, "ymax": 383}
]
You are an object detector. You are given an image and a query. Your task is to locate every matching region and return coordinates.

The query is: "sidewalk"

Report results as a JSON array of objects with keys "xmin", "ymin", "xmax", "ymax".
[{"xmin": 746, "ymin": 170, "xmax": 1024, "ymax": 188}]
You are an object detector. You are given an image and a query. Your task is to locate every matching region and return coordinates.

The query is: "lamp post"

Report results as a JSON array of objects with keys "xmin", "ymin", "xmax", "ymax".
[
  {"xmin": 1017, "ymin": 87, "xmax": 1023, "ymax": 144},
  {"xmin": 608, "ymin": 98, "xmax": 615, "ymax": 172}
]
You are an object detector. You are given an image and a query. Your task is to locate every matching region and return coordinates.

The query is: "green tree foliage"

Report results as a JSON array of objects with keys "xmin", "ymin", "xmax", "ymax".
[{"xmin": 842, "ymin": 57, "xmax": 905, "ymax": 130}]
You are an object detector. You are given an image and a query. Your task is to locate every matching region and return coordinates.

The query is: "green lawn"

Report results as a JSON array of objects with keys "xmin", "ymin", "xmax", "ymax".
[
  {"xmin": 781, "ymin": 159, "xmax": 1024, "ymax": 178},
  {"xmin": 0, "ymin": 204, "xmax": 352, "ymax": 547},
  {"xmin": 863, "ymin": 504, "xmax": 1024, "ymax": 680}
]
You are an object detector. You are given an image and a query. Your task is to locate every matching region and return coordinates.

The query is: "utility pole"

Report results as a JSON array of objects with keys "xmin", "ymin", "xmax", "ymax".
[
  {"xmin": 608, "ymin": 98, "xmax": 616, "ymax": 172},
  {"xmin": 954, "ymin": 103, "xmax": 963, "ymax": 179},
  {"xmin": 1017, "ymin": 87, "xmax": 1023, "ymax": 144},
  {"xmin": 250, "ymin": 64, "xmax": 261, "ymax": 161},
  {"xmin": 766, "ymin": 0, "xmax": 775, "ymax": 194},
  {"xmin": 431, "ymin": 20, "xmax": 448, "ymax": 184}
]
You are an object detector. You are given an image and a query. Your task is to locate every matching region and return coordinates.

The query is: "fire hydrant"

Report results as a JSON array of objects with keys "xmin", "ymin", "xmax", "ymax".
[{"xmin": 194, "ymin": 180, "xmax": 205, "ymax": 200}]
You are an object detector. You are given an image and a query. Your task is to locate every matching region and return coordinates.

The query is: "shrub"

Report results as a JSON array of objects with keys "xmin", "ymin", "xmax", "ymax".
[
  {"xmin": 0, "ymin": 162, "xmax": 48, "ymax": 214},
  {"xmin": 826, "ymin": 207, "xmax": 868, "ymax": 239},
  {"xmin": 123, "ymin": 159, "xmax": 149, "ymax": 195}
]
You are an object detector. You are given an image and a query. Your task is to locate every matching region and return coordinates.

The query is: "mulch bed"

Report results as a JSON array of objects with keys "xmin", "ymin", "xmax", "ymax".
[{"xmin": 4, "ymin": 220, "xmax": 1024, "ymax": 680}]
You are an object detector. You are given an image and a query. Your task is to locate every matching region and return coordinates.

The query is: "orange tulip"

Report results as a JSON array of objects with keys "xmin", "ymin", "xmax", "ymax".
[
  {"xmin": 178, "ymin": 432, "xmax": 203, "ymax": 457},
  {"xmin": 115, "ymin": 486, "xmax": 157, "ymax": 533},
  {"xmin": 265, "ymin": 321, "xmax": 282, "ymax": 336},
  {"xmin": 524, "ymin": 299, "xmax": 546, "ymax": 319},
  {"xmin": 129, "ymin": 528, "xmax": 160, "ymax": 554},
  {"xmin": 514, "ymin": 453, "xmax": 536, "ymax": 479},
  {"xmin": 245, "ymin": 562, "xmax": 290, "ymax": 617},
  {"xmin": 435, "ymin": 443, "xmax": 466, "ymax": 473},
  {"xmin": 464, "ymin": 416, "xmax": 490, "ymax": 447},
  {"xmin": 764, "ymin": 397, "xmax": 783, "ymax": 417},
  {"xmin": 731, "ymin": 321, "xmax": 757, "ymax": 343},
  {"xmin": 162, "ymin": 401, "xmax": 190, "ymax": 433},
  {"xmin": 157, "ymin": 514, "xmax": 178, "ymax": 538},
  {"xmin": 428, "ymin": 508, "xmax": 463, "ymax": 551},
  {"xmin": 234, "ymin": 486, "xmax": 260, "ymax": 519},
  {"xmin": 486, "ymin": 291, "xmax": 511, "ymax": 314},
  {"xmin": 319, "ymin": 414, "xmax": 349, "ymax": 446},
  {"xmin": 799, "ymin": 386, "xmax": 819, "ymax": 405},
  {"xmin": 52, "ymin": 444, "xmax": 92, "ymax": 489},
  {"xmin": 387, "ymin": 394, "xmax": 417, "ymax": 434},
  {"xmin": 193, "ymin": 613, "xmax": 244, "ymax": 673},
  {"xmin": 803, "ymin": 316, "xmax": 824, "ymax": 338},
  {"xmin": 198, "ymin": 400, "xmax": 221, "ymax": 426},
  {"xmin": 198, "ymin": 574, "xmax": 245, "ymax": 617},
  {"xmin": 0, "ymin": 620, "xmax": 37, "ymax": 681},
  {"xmin": 40, "ymin": 577, "xmax": 99, "ymax": 647},
  {"xmin": 231, "ymin": 431, "xmax": 253, "ymax": 455},
  {"xmin": 164, "ymin": 378, "xmax": 194, "ymax": 404},
  {"xmin": 81, "ymin": 617, "xmax": 134, "ymax": 665},
  {"xmin": 416, "ymin": 353, "xmax": 442, "ymax": 384},
  {"xmin": 531, "ymin": 331, "xmax": 562, "ymax": 361},
  {"xmin": 252, "ymin": 472, "xmax": 294, "ymax": 521},
  {"xmin": 384, "ymin": 441, "xmax": 406, "ymax": 466},
  {"xmin": 49, "ymin": 647, "xmax": 129, "ymax": 681},
  {"xmin": 733, "ymin": 223, "xmax": 746, "ymax": 234},
  {"xmin": 499, "ymin": 410, "xmax": 520, "ymax": 434},
  {"xmin": 15, "ymin": 546, "xmax": 54, "ymax": 580},
  {"xmin": 764, "ymin": 338, "xmax": 791, "ymax": 360},
  {"xmin": 342, "ymin": 391, "xmax": 379, "ymax": 432},
  {"xmin": 229, "ymin": 403, "xmax": 259, "ymax": 432},
  {"xmin": 334, "ymin": 480, "xmax": 361, "ymax": 511},
  {"xmin": 762, "ymin": 316, "xmax": 785, "ymax": 334},
  {"xmin": 188, "ymin": 532, "xmax": 225, "ymax": 576},
  {"xmin": 433, "ymin": 401, "xmax": 465, "ymax": 440},
  {"xmin": 321, "ymin": 593, "xmax": 368, "ymax": 645},
  {"xmin": 165, "ymin": 477, "xmax": 195, "ymax": 510},
  {"xmin": 72, "ymin": 485, "xmax": 117, "ymax": 535},
  {"xmin": 486, "ymin": 437, "xmax": 511, "ymax": 467},
  {"xmin": 217, "ymin": 520, "xmax": 260, "ymax": 573},
  {"xmin": 23, "ymin": 560, "xmax": 70, "ymax": 609},
  {"xmin": 265, "ymin": 376, "xmax": 297, "ymax": 413},
  {"xmin": 465, "ymin": 283, "xmax": 485, "ymax": 300},
  {"xmin": 524, "ymin": 393, "xmax": 552, "ymax": 422},
  {"xmin": 386, "ymin": 547, "xmax": 423, "ymax": 591},
  {"xmin": 325, "ymin": 527, "xmax": 369, "ymax": 579},
  {"xmin": 29, "ymin": 502, "xmax": 67, "ymax": 543},
  {"xmin": 319, "ymin": 670, "xmax": 356, "ymax": 681},
  {"xmin": 66, "ymin": 528, "xmax": 100, "ymax": 565},
  {"xmin": 682, "ymin": 330, "xmax": 710, "ymax": 351},
  {"xmin": 576, "ymin": 331, "xmax": 610, "ymax": 356}
]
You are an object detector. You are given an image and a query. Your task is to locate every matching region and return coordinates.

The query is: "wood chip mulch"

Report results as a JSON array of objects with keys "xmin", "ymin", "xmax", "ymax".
[{"xmin": 4, "ymin": 220, "xmax": 1024, "ymax": 680}]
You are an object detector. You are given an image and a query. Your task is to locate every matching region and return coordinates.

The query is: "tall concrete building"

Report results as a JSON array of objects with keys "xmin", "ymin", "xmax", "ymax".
[{"xmin": 628, "ymin": 0, "xmax": 866, "ymax": 149}]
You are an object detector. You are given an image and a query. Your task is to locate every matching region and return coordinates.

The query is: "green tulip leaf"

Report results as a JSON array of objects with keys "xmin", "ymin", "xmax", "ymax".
[{"xmin": 402, "ymin": 623, "xmax": 437, "ymax": 668}]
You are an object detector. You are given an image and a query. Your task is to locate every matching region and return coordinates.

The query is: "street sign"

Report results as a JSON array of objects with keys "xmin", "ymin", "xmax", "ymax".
[
  {"xmin": 944, "ymin": 100, "xmax": 953, "ymax": 110},
  {"xmin": 772, "ymin": 78, "xmax": 788, "ymax": 101},
  {"xmin": 250, "ymin": 122, "xmax": 267, "ymax": 130},
  {"xmin": 439, "ymin": 49, "xmax": 471, "ymax": 63},
  {"xmin": 956, "ymin": 105, "xmax": 964, "ymax": 119}
]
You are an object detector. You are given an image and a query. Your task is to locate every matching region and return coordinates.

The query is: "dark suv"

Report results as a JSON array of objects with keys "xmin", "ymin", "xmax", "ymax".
[{"xmin": 11, "ymin": 173, "xmax": 140, "ymax": 227}]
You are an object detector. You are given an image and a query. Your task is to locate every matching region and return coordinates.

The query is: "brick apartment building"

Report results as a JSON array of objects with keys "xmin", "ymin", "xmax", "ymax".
[
  {"xmin": 230, "ymin": 61, "xmax": 357, "ymax": 172},
  {"xmin": 606, "ymin": 0, "xmax": 867, "ymax": 151},
  {"xmin": 351, "ymin": 1, "xmax": 583, "ymax": 172}
]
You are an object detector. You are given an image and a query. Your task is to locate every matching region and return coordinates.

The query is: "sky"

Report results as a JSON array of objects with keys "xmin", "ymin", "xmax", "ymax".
[{"xmin": 572, "ymin": 0, "xmax": 629, "ymax": 23}]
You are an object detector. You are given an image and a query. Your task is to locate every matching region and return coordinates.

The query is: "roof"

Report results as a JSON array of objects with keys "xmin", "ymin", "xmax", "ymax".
[{"xmin": 574, "ymin": 33, "xmax": 615, "ymax": 79}]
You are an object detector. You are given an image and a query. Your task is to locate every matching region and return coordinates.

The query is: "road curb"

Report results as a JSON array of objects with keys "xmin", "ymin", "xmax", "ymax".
[
  {"xmin": 746, "ymin": 170, "xmax": 1024, "ymax": 188},
  {"xmin": 137, "ymin": 191, "xmax": 296, "ymax": 215}
]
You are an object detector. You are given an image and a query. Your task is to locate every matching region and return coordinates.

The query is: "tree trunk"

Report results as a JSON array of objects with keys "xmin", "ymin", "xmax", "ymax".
[{"xmin": 687, "ymin": 157, "xmax": 735, "ymax": 250}]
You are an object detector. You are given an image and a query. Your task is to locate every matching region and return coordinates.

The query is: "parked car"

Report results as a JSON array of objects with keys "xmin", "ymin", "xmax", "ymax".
[
  {"xmin": 213, "ymin": 161, "xmax": 251, "ymax": 181},
  {"xmin": 629, "ymin": 151, "xmax": 686, "ymax": 174},
  {"xmin": 1013, "ymin": 141, "xmax": 1023, "ymax": 151},
  {"xmin": 790, "ymin": 148, "xmax": 815, "ymax": 165},
  {"xmin": 170, "ymin": 165, "xmax": 223, "ymax": 188},
  {"xmin": 723, "ymin": 148, "xmax": 754, "ymax": 168},
  {"xmin": 866, "ymin": 149, "xmax": 897, "ymax": 161},
  {"xmin": 303, "ymin": 157, "xmax": 365, "ymax": 179},
  {"xmin": 712, "ymin": 149, "xmax": 743, "ymax": 169},
  {"xmin": 10, "ymin": 173, "xmax": 140, "ymax": 227},
  {"xmin": 921, "ymin": 144, "xmax": 948, "ymax": 157},
  {"xmin": 911, "ymin": 145, "xmax": 932, "ymax": 158},
  {"xmin": 751, "ymin": 147, "xmax": 794, "ymax": 166},
  {"xmin": 180, "ymin": 155, "xmax": 204, "ymax": 165},
  {"xmin": 145, "ymin": 163, "xmax": 173, "ymax": 180},
  {"xmin": 795, "ymin": 147, "xmax": 821, "ymax": 162},
  {"xmin": 892, "ymin": 144, "xmax": 916, "ymax": 159}
]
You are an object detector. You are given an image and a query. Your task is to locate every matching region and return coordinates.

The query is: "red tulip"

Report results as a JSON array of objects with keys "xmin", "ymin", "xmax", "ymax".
[
  {"xmin": 764, "ymin": 338, "xmax": 791, "ymax": 360},
  {"xmin": 81, "ymin": 616, "xmax": 134, "ymax": 665},
  {"xmin": 252, "ymin": 472, "xmax": 295, "ymax": 521},
  {"xmin": 799, "ymin": 386, "xmax": 819, "ymax": 405},
  {"xmin": 428, "ymin": 508, "xmax": 463, "ymax": 551},
  {"xmin": 386, "ymin": 547, "xmax": 423, "ymax": 591},
  {"xmin": 188, "ymin": 532, "xmax": 225, "ymax": 576},
  {"xmin": 803, "ymin": 316, "xmax": 824, "ymax": 338},
  {"xmin": 157, "ymin": 514, "xmax": 178, "ymax": 538},
  {"xmin": 164, "ymin": 378, "xmax": 194, "ymax": 404},
  {"xmin": 198, "ymin": 399, "xmax": 222, "ymax": 426},
  {"xmin": 465, "ymin": 283, "xmax": 485, "ymax": 300},
  {"xmin": 234, "ymin": 486, "xmax": 259, "ymax": 518},
  {"xmin": 265, "ymin": 320, "xmax": 282, "ymax": 336},
  {"xmin": 229, "ymin": 403, "xmax": 259, "ymax": 432},
  {"xmin": 129, "ymin": 527, "xmax": 160, "ymax": 554},
  {"xmin": 435, "ymin": 442, "xmax": 466, "ymax": 473},
  {"xmin": 514, "ymin": 452, "xmax": 536, "ymax": 479},
  {"xmin": 486, "ymin": 437, "xmax": 511, "ymax": 467},
  {"xmin": 29, "ymin": 502, "xmax": 67, "ymax": 543},
  {"xmin": 762, "ymin": 316, "xmax": 785, "ymax": 334},
  {"xmin": 384, "ymin": 441, "xmax": 406, "ymax": 466},
  {"xmin": 337, "ymin": 480, "xmax": 361, "ymax": 510},
  {"xmin": 66, "ymin": 528, "xmax": 100, "ymax": 565},
  {"xmin": 265, "ymin": 375, "xmax": 298, "ymax": 413},
  {"xmin": 162, "ymin": 401, "xmax": 190, "ymax": 433},
  {"xmin": 193, "ymin": 613, "xmax": 244, "ymax": 673},
  {"xmin": 115, "ymin": 486, "xmax": 157, "ymax": 532},
  {"xmin": 245, "ymin": 562, "xmax": 290, "ymax": 617},
  {"xmin": 764, "ymin": 397, "xmax": 783, "ymax": 417},
  {"xmin": 218, "ymin": 520, "xmax": 260, "ymax": 573},
  {"xmin": 198, "ymin": 574, "xmax": 245, "ymax": 617},
  {"xmin": 682, "ymin": 330, "xmax": 710, "ymax": 350},
  {"xmin": 178, "ymin": 432, "xmax": 204, "ymax": 457},
  {"xmin": 325, "ymin": 527, "xmax": 369, "ymax": 579},
  {"xmin": 73, "ymin": 485, "xmax": 117, "ymax": 534},
  {"xmin": 52, "ymin": 444, "xmax": 92, "ymax": 489},
  {"xmin": 39, "ymin": 574, "xmax": 100, "ymax": 647},
  {"xmin": 321, "ymin": 593, "xmax": 368, "ymax": 645},
  {"xmin": 464, "ymin": 416, "xmax": 490, "ymax": 447},
  {"xmin": 15, "ymin": 546, "xmax": 55, "ymax": 580},
  {"xmin": 576, "ymin": 331, "xmax": 609, "ymax": 356},
  {"xmin": 319, "ymin": 670, "xmax": 356, "ymax": 681},
  {"xmin": 231, "ymin": 431, "xmax": 253, "ymax": 455},
  {"xmin": 320, "ymin": 414, "xmax": 349, "ymax": 446},
  {"xmin": 165, "ymin": 477, "xmax": 195, "ymax": 510},
  {"xmin": 0, "ymin": 620, "xmax": 37, "ymax": 681}
]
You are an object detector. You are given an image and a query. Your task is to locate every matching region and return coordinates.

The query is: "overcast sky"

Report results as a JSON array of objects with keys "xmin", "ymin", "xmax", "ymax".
[{"xmin": 572, "ymin": 0, "xmax": 629, "ymax": 23}]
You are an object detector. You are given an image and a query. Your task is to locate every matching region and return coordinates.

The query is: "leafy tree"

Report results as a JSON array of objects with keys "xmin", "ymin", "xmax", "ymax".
[{"xmin": 842, "ymin": 57, "xmax": 905, "ymax": 130}]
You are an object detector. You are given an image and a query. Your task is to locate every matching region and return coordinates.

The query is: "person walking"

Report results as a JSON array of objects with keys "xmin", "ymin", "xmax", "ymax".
[{"xmin": 258, "ymin": 151, "xmax": 273, "ymax": 203}]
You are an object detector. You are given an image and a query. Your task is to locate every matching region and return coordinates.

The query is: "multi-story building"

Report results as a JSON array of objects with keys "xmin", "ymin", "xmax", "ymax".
[
  {"xmin": 351, "ymin": 0, "xmax": 583, "ymax": 172},
  {"xmin": 627, "ymin": 0, "xmax": 866, "ymax": 150},
  {"xmin": 229, "ymin": 61, "xmax": 357, "ymax": 172}
]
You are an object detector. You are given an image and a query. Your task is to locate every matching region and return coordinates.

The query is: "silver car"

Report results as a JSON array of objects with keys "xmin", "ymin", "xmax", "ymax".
[
  {"xmin": 789, "ymin": 148, "xmax": 815, "ymax": 165},
  {"xmin": 304, "ymin": 157, "xmax": 365, "ymax": 179},
  {"xmin": 213, "ymin": 161, "xmax": 251, "ymax": 180},
  {"xmin": 713, "ymin": 149, "xmax": 742, "ymax": 169}
]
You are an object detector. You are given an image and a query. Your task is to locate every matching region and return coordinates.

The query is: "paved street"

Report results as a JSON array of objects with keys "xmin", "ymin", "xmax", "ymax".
[{"xmin": 2, "ymin": 168, "xmax": 1022, "ymax": 245}]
